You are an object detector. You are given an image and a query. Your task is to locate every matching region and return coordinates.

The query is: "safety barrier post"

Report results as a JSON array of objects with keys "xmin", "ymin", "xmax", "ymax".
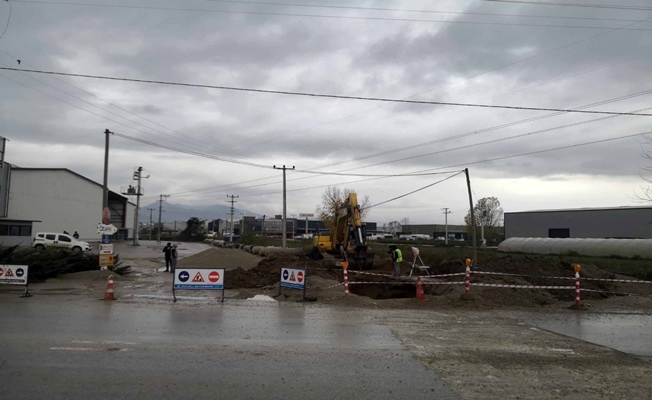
[
  {"xmin": 342, "ymin": 261, "xmax": 349, "ymax": 298},
  {"xmin": 464, "ymin": 258, "xmax": 472, "ymax": 296},
  {"xmin": 574, "ymin": 264, "xmax": 581, "ymax": 307}
]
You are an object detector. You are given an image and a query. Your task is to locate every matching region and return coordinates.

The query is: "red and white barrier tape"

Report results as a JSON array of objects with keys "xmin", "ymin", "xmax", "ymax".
[
  {"xmin": 578, "ymin": 277, "xmax": 652, "ymax": 284},
  {"xmin": 473, "ymin": 270, "xmax": 652, "ymax": 284},
  {"xmin": 319, "ymin": 282, "xmax": 344, "ymax": 290},
  {"xmin": 347, "ymin": 281, "xmax": 465, "ymax": 286},
  {"xmin": 471, "ymin": 283, "xmax": 575, "ymax": 290},
  {"xmin": 422, "ymin": 272, "xmax": 468, "ymax": 279}
]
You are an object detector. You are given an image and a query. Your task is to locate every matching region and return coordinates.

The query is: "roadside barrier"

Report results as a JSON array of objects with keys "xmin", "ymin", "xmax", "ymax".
[
  {"xmin": 338, "ymin": 259, "xmax": 651, "ymax": 306},
  {"xmin": 103, "ymin": 275, "xmax": 116, "ymax": 301},
  {"xmin": 415, "ymin": 277, "xmax": 428, "ymax": 302},
  {"xmin": 342, "ymin": 262, "xmax": 350, "ymax": 298}
]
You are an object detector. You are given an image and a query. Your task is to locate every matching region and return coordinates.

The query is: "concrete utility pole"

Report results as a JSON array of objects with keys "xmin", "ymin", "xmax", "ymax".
[
  {"xmin": 148, "ymin": 208, "xmax": 155, "ymax": 240},
  {"xmin": 464, "ymin": 168, "xmax": 478, "ymax": 268},
  {"xmin": 442, "ymin": 208, "xmax": 452, "ymax": 245},
  {"xmin": 273, "ymin": 165, "xmax": 294, "ymax": 248},
  {"xmin": 102, "ymin": 129, "xmax": 113, "ymax": 210},
  {"xmin": 157, "ymin": 194, "xmax": 170, "ymax": 244},
  {"xmin": 132, "ymin": 166, "xmax": 149, "ymax": 246},
  {"xmin": 226, "ymin": 195, "xmax": 239, "ymax": 242}
]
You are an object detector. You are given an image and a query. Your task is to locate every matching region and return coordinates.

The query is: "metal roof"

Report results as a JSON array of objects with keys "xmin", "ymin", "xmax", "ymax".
[{"xmin": 505, "ymin": 205, "xmax": 652, "ymax": 214}]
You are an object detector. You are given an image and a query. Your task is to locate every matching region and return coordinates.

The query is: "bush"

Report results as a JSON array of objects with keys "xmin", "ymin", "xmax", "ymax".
[{"xmin": 0, "ymin": 246, "xmax": 102, "ymax": 282}]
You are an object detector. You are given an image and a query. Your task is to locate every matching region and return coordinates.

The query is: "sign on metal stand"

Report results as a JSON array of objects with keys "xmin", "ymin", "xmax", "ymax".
[
  {"xmin": 0, "ymin": 264, "xmax": 32, "ymax": 297},
  {"xmin": 278, "ymin": 267, "xmax": 306, "ymax": 301},
  {"xmin": 173, "ymin": 268, "xmax": 225, "ymax": 303}
]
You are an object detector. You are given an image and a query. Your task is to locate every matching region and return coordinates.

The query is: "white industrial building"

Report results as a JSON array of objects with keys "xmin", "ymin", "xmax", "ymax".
[{"xmin": 0, "ymin": 164, "xmax": 135, "ymax": 246}]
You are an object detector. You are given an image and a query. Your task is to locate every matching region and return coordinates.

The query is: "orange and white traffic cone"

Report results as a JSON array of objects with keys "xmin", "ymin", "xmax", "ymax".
[
  {"xmin": 415, "ymin": 276, "xmax": 428, "ymax": 302},
  {"xmin": 103, "ymin": 274, "xmax": 116, "ymax": 300}
]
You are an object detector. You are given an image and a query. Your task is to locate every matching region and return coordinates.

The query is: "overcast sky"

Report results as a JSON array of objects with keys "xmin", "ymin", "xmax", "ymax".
[{"xmin": 2, "ymin": 0, "xmax": 652, "ymax": 225}]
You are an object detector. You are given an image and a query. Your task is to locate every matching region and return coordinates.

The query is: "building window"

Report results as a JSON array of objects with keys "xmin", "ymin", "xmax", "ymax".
[
  {"xmin": 0, "ymin": 225, "xmax": 7, "ymax": 235},
  {"xmin": 549, "ymin": 228, "xmax": 570, "ymax": 238},
  {"xmin": 19, "ymin": 226, "xmax": 31, "ymax": 236},
  {"xmin": 8, "ymin": 225, "xmax": 20, "ymax": 236}
]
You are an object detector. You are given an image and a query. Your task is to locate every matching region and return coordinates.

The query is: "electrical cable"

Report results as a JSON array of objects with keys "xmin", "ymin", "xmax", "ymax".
[
  {"xmin": 484, "ymin": 1, "xmax": 652, "ymax": 11},
  {"xmin": 13, "ymin": 0, "xmax": 652, "ymax": 30},
  {"xmin": 206, "ymin": 0, "xmax": 652, "ymax": 23},
  {"xmin": 0, "ymin": 51, "xmax": 253, "ymax": 161},
  {"xmin": 0, "ymin": 1, "xmax": 12, "ymax": 42},
  {"xmin": 1, "ymin": 67, "xmax": 650, "ymax": 117},
  {"xmin": 367, "ymin": 172, "xmax": 465, "ymax": 209},
  {"xmin": 226, "ymin": 130, "xmax": 650, "ymax": 199}
]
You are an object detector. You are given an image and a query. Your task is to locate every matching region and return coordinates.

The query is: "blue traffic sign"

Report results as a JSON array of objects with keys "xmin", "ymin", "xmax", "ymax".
[
  {"xmin": 283, "ymin": 269, "xmax": 289, "ymax": 280},
  {"xmin": 101, "ymin": 235, "xmax": 112, "ymax": 244},
  {"xmin": 15, "ymin": 268, "xmax": 24, "ymax": 277},
  {"xmin": 178, "ymin": 271, "xmax": 190, "ymax": 282}
]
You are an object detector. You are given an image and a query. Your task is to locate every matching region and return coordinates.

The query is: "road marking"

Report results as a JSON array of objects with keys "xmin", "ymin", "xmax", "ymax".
[
  {"xmin": 72, "ymin": 340, "xmax": 137, "ymax": 345},
  {"xmin": 50, "ymin": 347, "xmax": 104, "ymax": 351}
]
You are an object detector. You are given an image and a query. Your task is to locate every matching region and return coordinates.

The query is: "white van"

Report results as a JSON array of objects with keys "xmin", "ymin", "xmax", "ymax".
[{"xmin": 32, "ymin": 232, "xmax": 92, "ymax": 252}]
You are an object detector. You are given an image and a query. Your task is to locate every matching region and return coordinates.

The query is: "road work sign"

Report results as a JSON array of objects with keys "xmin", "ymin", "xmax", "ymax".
[
  {"xmin": 0, "ymin": 264, "xmax": 32, "ymax": 298},
  {"xmin": 173, "ymin": 268, "xmax": 225, "ymax": 303},
  {"xmin": 99, "ymin": 254, "xmax": 114, "ymax": 267},
  {"xmin": 99, "ymin": 244, "xmax": 113, "ymax": 255},
  {"xmin": 278, "ymin": 267, "xmax": 306, "ymax": 300}
]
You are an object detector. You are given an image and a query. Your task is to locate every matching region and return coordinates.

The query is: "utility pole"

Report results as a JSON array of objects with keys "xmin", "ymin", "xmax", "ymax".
[
  {"xmin": 226, "ymin": 195, "xmax": 239, "ymax": 242},
  {"xmin": 132, "ymin": 166, "xmax": 149, "ymax": 246},
  {"xmin": 273, "ymin": 165, "xmax": 294, "ymax": 248},
  {"xmin": 464, "ymin": 168, "xmax": 478, "ymax": 268},
  {"xmin": 157, "ymin": 194, "xmax": 170, "ymax": 244},
  {"xmin": 148, "ymin": 208, "xmax": 155, "ymax": 240},
  {"xmin": 442, "ymin": 208, "xmax": 452, "ymax": 245},
  {"xmin": 102, "ymin": 129, "xmax": 113, "ymax": 210}
]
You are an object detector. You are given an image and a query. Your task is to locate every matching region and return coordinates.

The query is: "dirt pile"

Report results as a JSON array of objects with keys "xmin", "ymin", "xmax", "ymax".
[{"xmin": 225, "ymin": 254, "xmax": 330, "ymax": 289}]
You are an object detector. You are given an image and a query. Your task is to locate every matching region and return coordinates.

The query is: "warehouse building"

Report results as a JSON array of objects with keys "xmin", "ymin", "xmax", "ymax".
[
  {"xmin": 504, "ymin": 206, "xmax": 652, "ymax": 239},
  {"xmin": 0, "ymin": 164, "xmax": 135, "ymax": 246}
]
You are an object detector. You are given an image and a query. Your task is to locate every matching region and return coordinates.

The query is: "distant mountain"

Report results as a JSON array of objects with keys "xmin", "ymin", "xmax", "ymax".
[{"xmin": 139, "ymin": 202, "xmax": 261, "ymax": 223}]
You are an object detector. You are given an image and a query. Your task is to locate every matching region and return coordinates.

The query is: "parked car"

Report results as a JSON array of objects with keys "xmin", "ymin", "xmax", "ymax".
[{"xmin": 32, "ymin": 232, "xmax": 92, "ymax": 252}]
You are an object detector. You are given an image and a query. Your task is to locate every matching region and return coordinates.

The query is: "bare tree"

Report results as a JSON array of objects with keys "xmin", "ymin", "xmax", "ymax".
[
  {"xmin": 316, "ymin": 186, "xmax": 370, "ymax": 232},
  {"xmin": 464, "ymin": 196, "xmax": 504, "ymax": 242}
]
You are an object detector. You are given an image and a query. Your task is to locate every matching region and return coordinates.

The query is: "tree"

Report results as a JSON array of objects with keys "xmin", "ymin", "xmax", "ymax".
[
  {"xmin": 179, "ymin": 217, "xmax": 206, "ymax": 241},
  {"xmin": 316, "ymin": 187, "xmax": 370, "ymax": 232},
  {"xmin": 464, "ymin": 197, "xmax": 504, "ymax": 243}
]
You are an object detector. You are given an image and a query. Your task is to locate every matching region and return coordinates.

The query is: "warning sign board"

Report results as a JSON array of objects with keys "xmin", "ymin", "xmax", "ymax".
[
  {"xmin": 99, "ymin": 254, "xmax": 114, "ymax": 267},
  {"xmin": 174, "ymin": 268, "xmax": 224, "ymax": 290},
  {"xmin": 0, "ymin": 264, "xmax": 28, "ymax": 285},
  {"xmin": 280, "ymin": 267, "xmax": 306, "ymax": 290},
  {"xmin": 99, "ymin": 244, "xmax": 113, "ymax": 255}
]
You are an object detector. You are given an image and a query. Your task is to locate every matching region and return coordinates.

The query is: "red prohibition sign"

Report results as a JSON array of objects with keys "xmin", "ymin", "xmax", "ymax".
[
  {"xmin": 297, "ymin": 271, "xmax": 304, "ymax": 283},
  {"xmin": 0, "ymin": 267, "xmax": 3, "ymax": 276},
  {"xmin": 208, "ymin": 271, "xmax": 220, "ymax": 283}
]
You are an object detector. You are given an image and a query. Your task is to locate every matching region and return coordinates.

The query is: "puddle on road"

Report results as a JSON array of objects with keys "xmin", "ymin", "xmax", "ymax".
[{"xmin": 525, "ymin": 313, "xmax": 652, "ymax": 361}]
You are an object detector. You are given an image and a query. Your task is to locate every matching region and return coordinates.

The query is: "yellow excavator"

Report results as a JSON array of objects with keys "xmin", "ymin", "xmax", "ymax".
[{"xmin": 310, "ymin": 193, "xmax": 375, "ymax": 270}]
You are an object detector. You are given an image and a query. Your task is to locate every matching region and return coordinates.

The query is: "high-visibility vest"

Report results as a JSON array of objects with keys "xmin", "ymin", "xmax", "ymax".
[{"xmin": 395, "ymin": 248, "xmax": 403, "ymax": 262}]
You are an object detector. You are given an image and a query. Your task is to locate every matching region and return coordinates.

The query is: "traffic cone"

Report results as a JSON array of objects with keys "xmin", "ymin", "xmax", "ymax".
[
  {"xmin": 103, "ymin": 274, "xmax": 116, "ymax": 300},
  {"xmin": 415, "ymin": 276, "xmax": 428, "ymax": 302}
]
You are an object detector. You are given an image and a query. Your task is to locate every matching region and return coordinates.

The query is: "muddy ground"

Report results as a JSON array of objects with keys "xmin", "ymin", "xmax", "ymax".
[{"xmin": 7, "ymin": 242, "xmax": 650, "ymax": 399}]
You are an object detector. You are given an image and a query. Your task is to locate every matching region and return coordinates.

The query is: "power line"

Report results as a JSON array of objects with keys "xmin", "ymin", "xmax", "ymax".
[
  {"xmin": 238, "ymin": 12, "xmax": 652, "ymax": 153},
  {"xmin": 2, "ymin": 67, "xmax": 650, "ymax": 117},
  {"xmin": 0, "ymin": 1, "xmax": 12, "ymax": 42},
  {"xmin": 13, "ymin": 0, "xmax": 652, "ymax": 30},
  {"xmin": 112, "ymin": 132, "xmax": 274, "ymax": 170},
  {"xmin": 485, "ymin": 0, "xmax": 652, "ymax": 11},
  {"xmin": 234, "ymin": 130, "xmax": 650, "ymax": 199},
  {"xmin": 207, "ymin": 0, "xmax": 652, "ymax": 23},
  {"xmin": 0, "ymin": 51, "xmax": 252, "ymax": 161},
  {"xmin": 367, "ymin": 172, "xmax": 464, "ymax": 209}
]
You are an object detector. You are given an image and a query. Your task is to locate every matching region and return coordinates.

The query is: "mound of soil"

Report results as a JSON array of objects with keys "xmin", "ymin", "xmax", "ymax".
[{"xmin": 226, "ymin": 254, "xmax": 327, "ymax": 289}]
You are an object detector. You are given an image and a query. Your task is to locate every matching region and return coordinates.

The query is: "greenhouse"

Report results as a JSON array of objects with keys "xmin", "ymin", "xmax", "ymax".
[{"xmin": 498, "ymin": 237, "xmax": 652, "ymax": 259}]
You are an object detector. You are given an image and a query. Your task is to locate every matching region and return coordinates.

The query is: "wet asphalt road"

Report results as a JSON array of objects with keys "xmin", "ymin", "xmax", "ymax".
[{"xmin": 0, "ymin": 297, "xmax": 457, "ymax": 400}]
